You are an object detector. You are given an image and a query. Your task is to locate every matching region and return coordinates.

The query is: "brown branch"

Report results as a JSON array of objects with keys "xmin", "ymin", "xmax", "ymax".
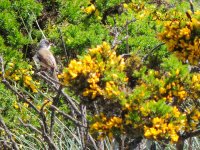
[
  {"xmin": 183, "ymin": 129, "xmax": 200, "ymax": 139},
  {"xmin": 111, "ymin": 18, "xmax": 136, "ymax": 49},
  {"xmin": 50, "ymin": 85, "xmax": 62, "ymax": 137},
  {"xmin": 40, "ymin": 100, "xmax": 50, "ymax": 134},
  {"xmin": 0, "ymin": 117, "xmax": 19, "ymax": 150},
  {"xmin": 18, "ymin": 118, "xmax": 42, "ymax": 135},
  {"xmin": 36, "ymin": 71, "xmax": 81, "ymax": 116},
  {"xmin": 36, "ymin": 71, "xmax": 61, "ymax": 89},
  {"xmin": 50, "ymin": 105, "xmax": 86, "ymax": 128},
  {"xmin": 57, "ymin": 27, "xmax": 69, "ymax": 63},
  {"xmin": 189, "ymin": 0, "xmax": 194, "ymax": 14},
  {"xmin": 61, "ymin": 89, "xmax": 81, "ymax": 116},
  {"xmin": 39, "ymin": 120, "xmax": 57, "ymax": 150}
]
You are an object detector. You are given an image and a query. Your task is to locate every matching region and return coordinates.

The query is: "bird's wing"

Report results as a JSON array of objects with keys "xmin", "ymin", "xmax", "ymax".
[{"xmin": 37, "ymin": 49, "xmax": 57, "ymax": 70}]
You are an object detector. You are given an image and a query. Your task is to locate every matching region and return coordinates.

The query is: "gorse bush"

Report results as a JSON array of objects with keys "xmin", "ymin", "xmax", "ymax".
[{"xmin": 0, "ymin": 0, "xmax": 199, "ymax": 150}]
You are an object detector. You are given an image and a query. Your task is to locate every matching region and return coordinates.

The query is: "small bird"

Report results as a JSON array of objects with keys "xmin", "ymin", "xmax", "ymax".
[{"xmin": 33, "ymin": 39, "xmax": 58, "ymax": 81}]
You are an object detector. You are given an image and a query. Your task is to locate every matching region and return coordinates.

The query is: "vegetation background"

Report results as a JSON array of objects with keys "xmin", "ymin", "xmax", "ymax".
[{"xmin": 0, "ymin": 0, "xmax": 200, "ymax": 149}]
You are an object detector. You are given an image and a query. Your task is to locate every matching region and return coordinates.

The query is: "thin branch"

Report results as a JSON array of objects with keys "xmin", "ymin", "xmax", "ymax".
[
  {"xmin": 189, "ymin": 0, "xmax": 194, "ymax": 14},
  {"xmin": 40, "ymin": 100, "xmax": 50, "ymax": 134},
  {"xmin": 142, "ymin": 43, "xmax": 165, "ymax": 62},
  {"xmin": 50, "ymin": 105, "xmax": 86, "ymax": 128},
  {"xmin": 19, "ymin": 15, "xmax": 33, "ymax": 41},
  {"xmin": 39, "ymin": 120, "xmax": 57, "ymax": 150},
  {"xmin": 57, "ymin": 27, "xmax": 69, "ymax": 63},
  {"xmin": 183, "ymin": 129, "xmax": 200, "ymax": 139},
  {"xmin": 18, "ymin": 118, "xmax": 42, "ymax": 135},
  {"xmin": 88, "ymin": 133, "xmax": 98, "ymax": 150},
  {"xmin": 61, "ymin": 89, "xmax": 81, "ymax": 116},
  {"xmin": 29, "ymin": 12, "xmax": 46, "ymax": 39},
  {"xmin": 36, "ymin": 71, "xmax": 61, "ymax": 87},
  {"xmin": 50, "ymin": 85, "xmax": 62, "ymax": 137},
  {"xmin": 0, "ymin": 117, "xmax": 19, "ymax": 150},
  {"xmin": 111, "ymin": 17, "xmax": 136, "ymax": 49},
  {"xmin": 36, "ymin": 71, "xmax": 81, "ymax": 115}
]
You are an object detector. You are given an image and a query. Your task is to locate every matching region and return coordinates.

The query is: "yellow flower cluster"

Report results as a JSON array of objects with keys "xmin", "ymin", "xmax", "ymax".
[
  {"xmin": 4, "ymin": 62, "xmax": 39, "ymax": 93},
  {"xmin": 158, "ymin": 13, "xmax": 200, "ymax": 65},
  {"xmin": 189, "ymin": 110, "xmax": 200, "ymax": 129},
  {"xmin": 90, "ymin": 114, "xmax": 123, "ymax": 139},
  {"xmin": 136, "ymin": 70, "xmax": 188, "ymax": 103},
  {"xmin": 144, "ymin": 112, "xmax": 186, "ymax": 143},
  {"xmin": 59, "ymin": 42, "xmax": 127, "ymax": 100}
]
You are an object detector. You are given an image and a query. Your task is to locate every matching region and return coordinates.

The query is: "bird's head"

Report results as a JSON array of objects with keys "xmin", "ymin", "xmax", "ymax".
[{"xmin": 39, "ymin": 39, "xmax": 53, "ymax": 50}]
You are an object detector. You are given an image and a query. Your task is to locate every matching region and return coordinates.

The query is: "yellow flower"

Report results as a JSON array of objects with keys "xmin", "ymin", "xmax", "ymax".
[
  {"xmin": 144, "ymin": 129, "xmax": 151, "ymax": 137},
  {"xmin": 171, "ymin": 133, "xmax": 179, "ymax": 142},
  {"xmin": 23, "ymin": 103, "xmax": 29, "ymax": 108},
  {"xmin": 159, "ymin": 87, "xmax": 166, "ymax": 94},
  {"xmin": 69, "ymin": 70, "xmax": 78, "ymax": 79},
  {"xmin": 172, "ymin": 107, "xmax": 180, "ymax": 118},
  {"xmin": 192, "ymin": 75, "xmax": 198, "ymax": 83},
  {"xmin": 152, "ymin": 117, "xmax": 163, "ymax": 128},
  {"xmin": 84, "ymin": 4, "xmax": 96, "ymax": 14}
]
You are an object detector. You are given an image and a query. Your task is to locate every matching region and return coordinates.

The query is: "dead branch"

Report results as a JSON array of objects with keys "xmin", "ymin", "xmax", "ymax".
[{"xmin": 0, "ymin": 117, "xmax": 19, "ymax": 150}]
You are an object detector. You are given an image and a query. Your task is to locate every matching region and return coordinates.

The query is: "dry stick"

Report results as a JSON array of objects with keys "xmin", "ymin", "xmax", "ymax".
[
  {"xmin": 80, "ymin": 104, "xmax": 87, "ymax": 149},
  {"xmin": 57, "ymin": 27, "xmax": 69, "ymax": 63},
  {"xmin": 142, "ymin": 43, "xmax": 165, "ymax": 62},
  {"xmin": 50, "ymin": 105, "xmax": 86, "ymax": 128},
  {"xmin": 183, "ymin": 129, "xmax": 200, "ymax": 139},
  {"xmin": 189, "ymin": 0, "xmax": 194, "ymax": 14},
  {"xmin": 111, "ymin": 17, "xmax": 136, "ymax": 49},
  {"xmin": 40, "ymin": 100, "xmax": 51, "ymax": 134},
  {"xmin": 39, "ymin": 120, "xmax": 57, "ymax": 150},
  {"xmin": 36, "ymin": 72, "xmax": 81, "ymax": 115},
  {"xmin": 88, "ymin": 134, "xmax": 98, "ymax": 150},
  {"xmin": 61, "ymin": 89, "xmax": 81, "ymax": 116},
  {"xmin": 36, "ymin": 72, "xmax": 60, "ymax": 90},
  {"xmin": 18, "ymin": 118, "xmax": 42, "ymax": 135},
  {"xmin": 50, "ymin": 85, "xmax": 63, "ymax": 137},
  {"xmin": 20, "ymin": 15, "xmax": 33, "ymax": 41},
  {"xmin": 0, "ymin": 117, "xmax": 19, "ymax": 150},
  {"xmin": 29, "ymin": 12, "xmax": 46, "ymax": 39}
]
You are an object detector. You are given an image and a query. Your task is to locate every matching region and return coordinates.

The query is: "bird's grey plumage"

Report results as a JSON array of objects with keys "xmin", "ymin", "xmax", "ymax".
[{"xmin": 33, "ymin": 39, "xmax": 58, "ymax": 81}]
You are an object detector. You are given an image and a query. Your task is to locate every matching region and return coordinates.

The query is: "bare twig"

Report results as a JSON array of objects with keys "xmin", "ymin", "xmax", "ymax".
[
  {"xmin": 111, "ymin": 18, "xmax": 136, "ymax": 49},
  {"xmin": 40, "ymin": 100, "xmax": 50, "ymax": 134},
  {"xmin": 88, "ymin": 133, "xmax": 98, "ymax": 150},
  {"xmin": 36, "ymin": 71, "xmax": 61, "ymax": 88},
  {"xmin": 50, "ymin": 85, "xmax": 62, "ymax": 137},
  {"xmin": 189, "ymin": 0, "xmax": 194, "ymax": 14},
  {"xmin": 19, "ymin": 15, "xmax": 33, "ymax": 41},
  {"xmin": 57, "ymin": 27, "xmax": 69, "ymax": 63},
  {"xmin": 36, "ymin": 71, "xmax": 81, "ymax": 115},
  {"xmin": 142, "ymin": 43, "xmax": 165, "ymax": 62},
  {"xmin": 0, "ymin": 117, "xmax": 19, "ymax": 150},
  {"xmin": 18, "ymin": 118, "xmax": 42, "ymax": 135},
  {"xmin": 50, "ymin": 105, "xmax": 86, "ymax": 128},
  {"xmin": 61, "ymin": 89, "xmax": 81, "ymax": 116},
  {"xmin": 29, "ymin": 12, "xmax": 46, "ymax": 39},
  {"xmin": 39, "ymin": 120, "xmax": 57, "ymax": 150},
  {"xmin": 183, "ymin": 129, "xmax": 200, "ymax": 139}
]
